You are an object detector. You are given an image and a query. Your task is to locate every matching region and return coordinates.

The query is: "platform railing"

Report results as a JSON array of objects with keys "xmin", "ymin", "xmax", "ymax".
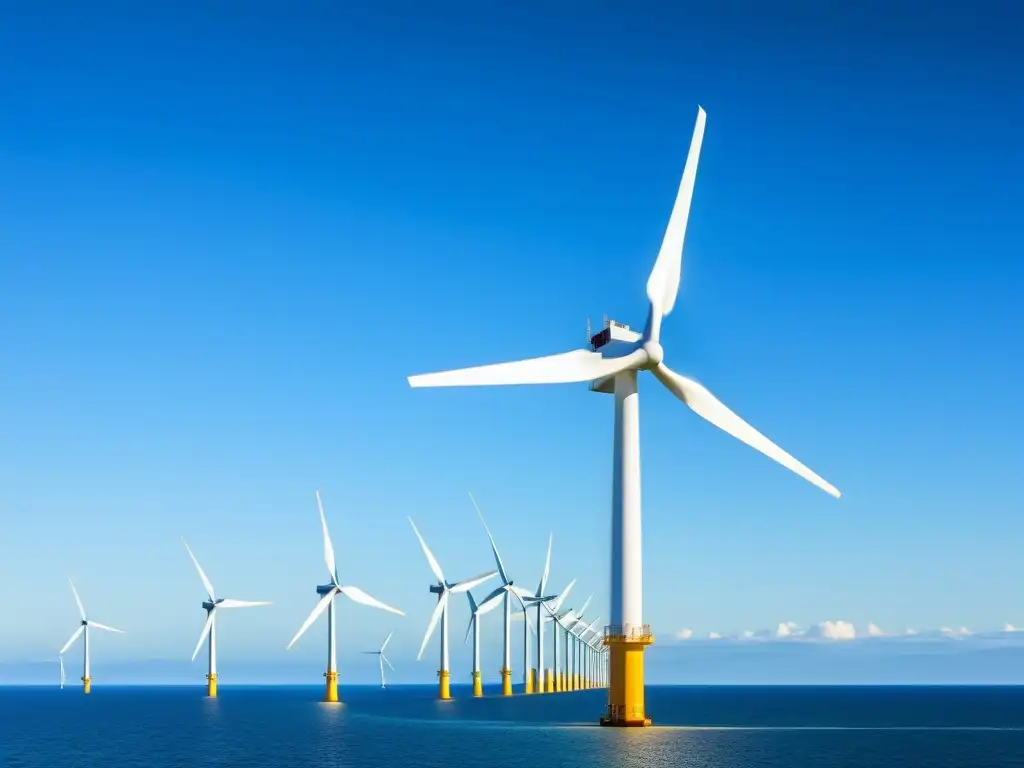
[{"xmin": 603, "ymin": 624, "xmax": 653, "ymax": 641}]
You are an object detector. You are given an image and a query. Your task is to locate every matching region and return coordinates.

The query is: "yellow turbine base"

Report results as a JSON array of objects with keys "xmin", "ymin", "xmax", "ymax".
[
  {"xmin": 82, "ymin": 676, "xmax": 91, "ymax": 695},
  {"xmin": 600, "ymin": 633, "xmax": 654, "ymax": 727},
  {"xmin": 500, "ymin": 668, "xmax": 512, "ymax": 696},
  {"xmin": 206, "ymin": 673, "xmax": 218, "ymax": 698},
  {"xmin": 438, "ymin": 669, "xmax": 451, "ymax": 700},
  {"xmin": 525, "ymin": 668, "xmax": 534, "ymax": 694},
  {"xmin": 546, "ymin": 669, "xmax": 554, "ymax": 693},
  {"xmin": 472, "ymin": 671, "xmax": 483, "ymax": 697},
  {"xmin": 324, "ymin": 670, "xmax": 339, "ymax": 703},
  {"xmin": 572, "ymin": 673, "xmax": 579, "ymax": 691},
  {"xmin": 536, "ymin": 669, "xmax": 545, "ymax": 693}
]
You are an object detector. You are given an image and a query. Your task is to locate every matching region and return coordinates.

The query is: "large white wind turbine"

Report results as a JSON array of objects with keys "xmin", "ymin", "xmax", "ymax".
[
  {"xmin": 59, "ymin": 578, "xmax": 125, "ymax": 695},
  {"xmin": 286, "ymin": 490, "xmax": 405, "ymax": 703},
  {"xmin": 409, "ymin": 516, "xmax": 496, "ymax": 700},
  {"xmin": 464, "ymin": 587, "xmax": 504, "ymax": 696},
  {"xmin": 471, "ymin": 493, "xmax": 536, "ymax": 696},
  {"xmin": 182, "ymin": 537, "xmax": 271, "ymax": 698},
  {"xmin": 361, "ymin": 630, "xmax": 395, "ymax": 689},
  {"xmin": 407, "ymin": 105, "xmax": 841, "ymax": 726}
]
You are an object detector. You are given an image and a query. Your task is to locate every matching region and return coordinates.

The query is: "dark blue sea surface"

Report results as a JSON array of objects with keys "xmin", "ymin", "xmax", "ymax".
[{"xmin": 3, "ymin": 684, "xmax": 1023, "ymax": 767}]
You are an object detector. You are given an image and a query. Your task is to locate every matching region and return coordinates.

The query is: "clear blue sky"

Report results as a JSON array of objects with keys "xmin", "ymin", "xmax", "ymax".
[{"xmin": 1, "ymin": 2, "xmax": 1023, "ymax": 684}]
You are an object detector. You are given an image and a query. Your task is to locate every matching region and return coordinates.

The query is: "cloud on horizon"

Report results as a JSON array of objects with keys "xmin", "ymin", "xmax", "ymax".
[{"xmin": 673, "ymin": 621, "xmax": 1024, "ymax": 644}]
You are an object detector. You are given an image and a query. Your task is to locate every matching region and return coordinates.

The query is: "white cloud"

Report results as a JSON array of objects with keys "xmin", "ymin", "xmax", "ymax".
[
  {"xmin": 904, "ymin": 628, "xmax": 918, "ymax": 636},
  {"xmin": 776, "ymin": 621, "xmax": 801, "ymax": 638},
  {"xmin": 708, "ymin": 631, "xmax": 722, "ymax": 640},
  {"xmin": 867, "ymin": 622, "xmax": 885, "ymax": 637},
  {"xmin": 740, "ymin": 629, "xmax": 756, "ymax": 640},
  {"xmin": 1004, "ymin": 624, "xmax": 1019, "ymax": 633},
  {"xmin": 675, "ymin": 628, "xmax": 694, "ymax": 640},
  {"xmin": 940, "ymin": 626, "xmax": 973, "ymax": 639},
  {"xmin": 805, "ymin": 620, "xmax": 857, "ymax": 641}
]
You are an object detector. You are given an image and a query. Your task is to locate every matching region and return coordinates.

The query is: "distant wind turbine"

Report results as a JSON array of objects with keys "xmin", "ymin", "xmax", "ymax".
[
  {"xmin": 59, "ymin": 578, "xmax": 125, "ymax": 695},
  {"xmin": 361, "ymin": 631, "xmax": 395, "ymax": 689}
]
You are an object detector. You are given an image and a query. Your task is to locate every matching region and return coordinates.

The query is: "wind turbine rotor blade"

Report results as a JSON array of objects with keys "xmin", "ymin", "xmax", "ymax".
[
  {"xmin": 68, "ymin": 578, "xmax": 85, "ymax": 620},
  {"xmin": 315, "ymin": 490, "xmax": 339, "ymax": 583},
  {"xmin": 449, "ymin": 570, "xmax": 498, "ymax": 594},
  {"xmin": 381, "ymin": 630, "xmax": 393, "ymax": 653},
  {"xmin": 286, "ymin": 590, "xmax": 334, "ymax": 650},
  {"xmin": 468, "ymin": 493, "xmax": 508, "ymax": 584},
  {"xmin": 551, "ymin": 578, "xmax": 576, "ymax": 613},
  {"xmin": 407, "ymin": 517, "xmax": 446, "ymax": 584},
  {"xmin": 476, "ymin": 585, "xmax": 506, "ymax": 616},
  {"xmin": 408, "ymin": 347, "xmax": 647, "ymax": 388},
  {"xmin": 417, "ymin": 592, "xmax": 448, "ymax": 661},
  {"xmin": 510, "ymin": 585, "xmax": 536, "ymax": 600},
  {"xmin": 537, "ymin": 532, "xmax": 553, "ymax": 596},
  {"xmin": 382, "ymin": 654, "xmax": 395, "ymax": 673},
  {"xmin": 181, "ymin": 538, "xmax": 216, "ymax": 601},
  {"xmin": 511, "ymin": 590, "xmax": 535, "ymax": 635},
  {"xmin": 645, "ymin": 105, "xmax": 707, "ymax": 323},
  {"xmin": 191, "ymin": 612, "xmax": 215, "ymax": 662},
  {"xmin": 652, "ymin": 363, "xmax": 841, "ymax": 498},
  {"xmin": 337, "ymin": 585, "xmax": 405, "ymax": 616},
  {"xmin": 578, "ymin": 594, "xmax": 594, "ymax": 618},
  {"xmin": 216, "ymin": 599, "xmax": 272, "ymax": 609},
  {"xmin": 89, "ymin": 621, "xmax": 125, "ymax": 634},
  {"xmin": 59, "ymin": 626, "xmax": 84, "ymax": 655}
]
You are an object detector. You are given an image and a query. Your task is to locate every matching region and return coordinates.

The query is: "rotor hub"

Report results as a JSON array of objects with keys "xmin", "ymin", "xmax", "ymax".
[{"xmin": 642, "ymin": 341, "xmax": 664, "ymax": 366}]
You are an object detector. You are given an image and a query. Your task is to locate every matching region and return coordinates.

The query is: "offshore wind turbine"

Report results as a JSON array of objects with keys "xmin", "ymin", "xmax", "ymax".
[
  {"xmin": 552, "ymin": 594, "xmax": 592, "ymax": 692},
  {"xmin": 409, "ymin": 516, "xmax": 496, "ymax": 700},
  {"xmin": 59, "ymin": 655, "xmax": 65, "ymax": 689},
  {"xmin": 520, "ymin": 533, "xmax": 559, "ymax": 694},
  {"xmin": 59, "ymin": 578, "xmax": 125, "ymax": 695},
  {"xmin": 471, "ymin": 493, "xmax": 536, "ymax": 696},
  {"xmin": 572, "ymin": 615, "xmax": 600, "ymax": 689},
  {"xmin": 182, "ymin": 537, "xmax": 271, "ymax": 697},
  {"xmin": 286, "ymin": 490, "xmax": 405, "ymax": 703},
  {"xmin": 407, "ymin": 105, "xmax": 841, "ymax": 726},
  {"xmin": 361, "ymin": 631, "xmax": 395, "ymax": 688},
  {"xmin": 536, "ymin": 578, "xmax": 576, "ymax": 692},
  {"xmin": 464, "ymin": 587, "xmax": 503, "ymax": 696}
]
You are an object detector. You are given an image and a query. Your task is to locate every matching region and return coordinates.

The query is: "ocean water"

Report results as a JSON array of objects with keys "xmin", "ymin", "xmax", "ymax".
[{"xmin": 3, "ymin": 684, "xmax": 1023, "ymax": 767}]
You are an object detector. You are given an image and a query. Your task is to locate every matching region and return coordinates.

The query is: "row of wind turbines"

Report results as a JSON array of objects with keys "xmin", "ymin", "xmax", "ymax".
[
  {"xmin": 57, "ymin": 104, "xmax": 841, "ymax": 728},
  {"xmin": 56, "ymin": 490, "xmax": 607, "ymax": 702}
]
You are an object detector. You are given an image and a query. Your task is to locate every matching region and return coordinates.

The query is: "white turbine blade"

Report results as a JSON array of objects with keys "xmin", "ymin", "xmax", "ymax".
[
  {"xmin": 381, "ymin": 630, "xmax": 393, "ymax": 654},
  {"xmin": 468, "ymin": 493, "xmax": 508, "ymax": 584},
  {"xmin": 338, "ymin": 585, "xmax": 405, "ymax": 616},
  {"xmin": 645, "ymin": 105, "xmax": 707, "ymax": 320},
  {"xmin": 382, "ymin": 653, "xmax": 396, "ymax": 673},
  {"xmin": 652, "ymin": 363, "xmax": 841, "ymax": 498},
  {"xmin": 68, "ymin": 578, "xmax": 85, "ymax": 620},
  {"xmin": 523, "ymin": 593, "xmax": 559, "ymax": 604},
  {"xmin": 551, "ymin": 578, "xmax": 576, "ymax": 613},
  {"xmin": 315, "ymin": 490, "xmax": 339, "ymax": 583},
  {"xmin": 477, "ymin": 584, "xmax": 506, "ymax": 616},
  {"xmin": 287, "ymin": 590, "xmax": 334, "ymax": 650},
  {"xmin": 417, "ymin": 592, "xmax": 448, "ymax": 661},
  {"xmin": 511, "ymin": 590, "xmax": 535, "ymax": 635},
  {"xmin": 449, "ymin": 570, "xmax": 498, "ymax": 594},
  {"xmin": 89, "ymin": 621, "xmax": 125, "ymax": 634},
  {"xmin": 408, "ymin": 347, "xmax": 646, "ymax": 388},
  {"xmin": 578, "ymin": 594, "xmax": 593, "ymax": 618},
  {"xmin": 537, "ymin": 532, "xmax": 552, "ymax": 596},
  {"xmin": 217, "ymin": 599, "xmax": 272, "ymax": 609},
  {"xmin": 191, "ymin": 612, "xmax": 215, "ymax": 662},
  {"xmin": 510, "ymin": 585, "xmax": 536, "ymax": 600},
  {"xmin": 181, "ymin": 538, "xmax": 216, "ymax": 601},
  {"xmin": 59, "ymin": 626, "xmax": 84, "ymax": 655},
  {"xmin": 407, "ymin": 517, "xmax": 446, "ymax": 584}
]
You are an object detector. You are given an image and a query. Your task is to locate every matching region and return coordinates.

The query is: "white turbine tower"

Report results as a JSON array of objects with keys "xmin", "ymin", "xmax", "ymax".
[
  {"xmin": 464, "ymin": 587, "xmax": 504, "ymax": 696},
  {"xmin": 59, "ymin": 578, "xmax": 125, "ymax": 695},
  {"xmin": 286, "ymin": 490, "xmax": 405, "ymax": 703},
  {"xmin": 409, "ymin": 516, "xmax": 496, "ymax": 700},
  {"xmin": 361, "ymin": 631, "xmax": 395, "ymax": 689},
  {"xmin": 182, "ymin": 537, "xmax": 271, "ymax": 698},
  {"xmin": 548, "ymin": 594, "xmax": 592, "ymax": 692},
  {"xmin": 532, "ymin": 578, "xmax": 576, "ymax": 692},
  {"xmin": 471, "ymin": 493, "xmax": 535, "ymax": 697},
  {"xmin": 519, "ymin": 533, "xmax": 560, "ymax": 694},
  {"xmin": 59, "ymin": 655, "xmax": 65, "ymax": 689},
  {"xmin": 406, "ymin": 105, "xmax": 841, "ymax": 726}
]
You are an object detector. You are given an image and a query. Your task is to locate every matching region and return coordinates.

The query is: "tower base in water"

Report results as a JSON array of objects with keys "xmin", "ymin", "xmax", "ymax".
[
  {"xmin": 546, "ymin": 669, "xmax": 554, "ymax": 693},
  {"xmin": 600, "ymin": 626, "xmax": 654, "ymax": 727},
  {"xmin": 472, "ymin": 671, "xmax": 483, "ymax": 697},
  {"xmin": 500, "ymin": 668, "xmax": 512, "ymax": 696},
  {"xmin": 206, "ymin": 673, "xmax": 218, "ymax": 698},
  {"xmin": 438, "ymin": 670, "xmax": 451, "ymax": 700},
  {"xmin": 598, "ymin": 626, "xmax": 655, "ymax": 729},
  {"xmin": 82, "ymin": 676, "xmax": 91, "ymax": 695},
  {"xmin": 525, "ymin": 668, "xmax": 535, "ymax": 694},
  {"xmin": 324, "ymin": 670, "xmax": 339, "ymax": 703}
]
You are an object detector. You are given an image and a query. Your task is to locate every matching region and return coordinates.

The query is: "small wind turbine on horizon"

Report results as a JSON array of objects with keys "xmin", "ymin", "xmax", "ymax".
[
  {"xmin": 59, "ymin": 578, "xmax": 125, "ymax": 695},
  {"xmin": 182, "ymin": 537, "xmax": 271, "ymax": 698},
  {"xmin": 406, "ymin": 104, "xmax": 841, "ymax": 726},
  {"xmin": 361, "ymin": 630, "xmax": 395, "ymax": 689},
  {"xmin": 471, "ymin": 493, "xmax": 536, "ymax": 697},
  {"xmin": 59, "ymin": 655, "xmax": 65, "ymax": 689},
  {"xmin": 409, "ymin": 516, "xmax": 496, "ymax": 701},
  {"xmin": 286, "ymin": 490, "xmax": 405, "ymax": 703}
]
